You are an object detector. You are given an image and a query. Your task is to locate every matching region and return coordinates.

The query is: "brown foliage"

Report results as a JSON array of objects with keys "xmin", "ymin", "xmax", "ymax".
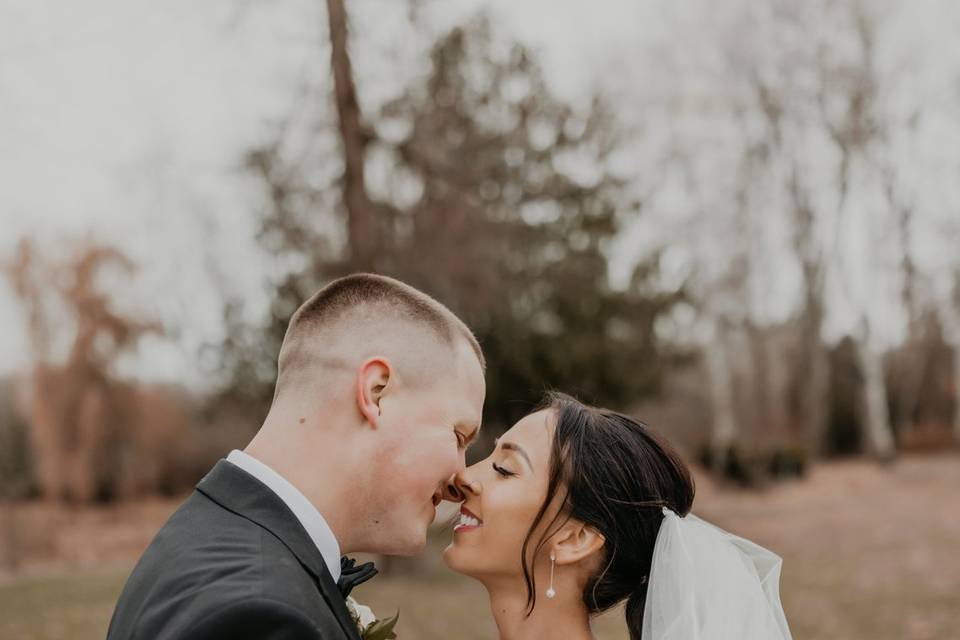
[{"xmin": 3, "ymin": 239, "xmax": 211, "ymax": 502}]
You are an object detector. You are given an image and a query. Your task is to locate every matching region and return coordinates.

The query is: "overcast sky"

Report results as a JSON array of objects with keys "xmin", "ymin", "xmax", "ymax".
[{"xmin": 2, "ymin": 0, "xmax": 957, "ymax": 386}]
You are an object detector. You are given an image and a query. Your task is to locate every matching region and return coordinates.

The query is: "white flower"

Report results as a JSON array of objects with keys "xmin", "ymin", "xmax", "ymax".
[{"xmin": 346, "ymin": 596, "xmax": 378, "ymax": 629}]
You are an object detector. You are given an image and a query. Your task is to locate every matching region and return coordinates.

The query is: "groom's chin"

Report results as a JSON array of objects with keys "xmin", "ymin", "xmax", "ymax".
[{"xmin": 385, "ymin": 529, "xmax": 428, "ymax": 557}]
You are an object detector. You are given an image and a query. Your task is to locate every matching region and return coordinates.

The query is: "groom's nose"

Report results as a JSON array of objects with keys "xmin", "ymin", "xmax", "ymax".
[
  {"xmin": 441, "ymin": 474, "xmax": 464, "ymax": 502},
  {"xmin": 442, "ymin": 471, "xmax": 480, "ymax": 503}
]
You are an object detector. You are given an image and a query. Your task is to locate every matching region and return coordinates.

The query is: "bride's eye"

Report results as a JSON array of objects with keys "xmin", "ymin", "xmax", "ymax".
[{"xmin": 492, "ymin": 462, "xmax": 516, "ymax": 478}]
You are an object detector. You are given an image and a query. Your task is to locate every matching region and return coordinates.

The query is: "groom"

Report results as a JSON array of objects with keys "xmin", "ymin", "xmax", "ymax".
[{"xmin": 107, "ymin": 274, "xmax": 486, "ymax": 639}]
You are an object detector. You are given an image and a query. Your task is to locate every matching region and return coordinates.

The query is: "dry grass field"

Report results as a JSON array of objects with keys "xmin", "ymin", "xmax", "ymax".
[{"xmin": 1, "ymin": 453, "xmax": 958, "ymax": 639}]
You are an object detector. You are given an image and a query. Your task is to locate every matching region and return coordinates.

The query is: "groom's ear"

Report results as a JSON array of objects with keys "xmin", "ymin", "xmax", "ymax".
[
  {"xmin": 355, "ymin": 357, "xmax": 392, "ymax": 428},
  {"xmin": 552, "ymin": 521, "xmax": 606, "ymax": 566}
]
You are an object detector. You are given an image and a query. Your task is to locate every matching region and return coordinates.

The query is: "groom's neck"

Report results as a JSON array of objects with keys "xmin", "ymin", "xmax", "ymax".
[{"xmin": 245, "ymin": 403, "xmax": 364, "ymax": 553}]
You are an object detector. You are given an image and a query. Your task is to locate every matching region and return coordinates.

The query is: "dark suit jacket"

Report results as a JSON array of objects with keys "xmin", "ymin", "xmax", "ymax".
[{"xmin": 107, "ymin": 460, "xmax": 361, "ymax": 640}]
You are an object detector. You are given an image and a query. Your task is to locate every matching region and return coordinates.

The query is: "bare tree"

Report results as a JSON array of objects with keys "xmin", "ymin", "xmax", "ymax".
[
  {"xmin": 703, "ymin": 318, "xmax": 738, "ymax": 472},
  {"xmin": 325, "ymin": 0, "xmax": 377, "ymax": 270},
  {"xmin": 5, "ymin": 239, "xmax": 162, "ymax": 501},
  {"xmin": 787, "ymin": 166, "xmax": 831, "ymax": 452},
  {"xmin": 653, "ymin": 0, "xmax": 821, "ymax": 470},
  {"xmin": 814, "ymin": 0, "xmax": 897, "ymax": 458},
  {"xmin": 942, "ymin": 270, "xmax": 960, "ymax": 443},
  {"xmin": 233, "ymin": 11, "xmax": 679, "ymax": 437}
]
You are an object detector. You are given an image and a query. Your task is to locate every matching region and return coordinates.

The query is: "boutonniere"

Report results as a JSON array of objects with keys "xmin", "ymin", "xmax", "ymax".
[{"xmin": 345, "ymin": 596, "xmax": 399, "ymax": 640}]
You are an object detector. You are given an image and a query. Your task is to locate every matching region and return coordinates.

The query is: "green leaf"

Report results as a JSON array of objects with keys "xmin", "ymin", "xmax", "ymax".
[{"xmin": 362, "ymin": 611, "xmax": 399, "ymax": 640}]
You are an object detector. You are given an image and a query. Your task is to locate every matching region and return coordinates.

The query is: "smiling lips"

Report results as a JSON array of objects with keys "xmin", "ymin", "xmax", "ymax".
[{"xmin": 454, "ymin": 506, "xmax": 483, "ymax": 533}]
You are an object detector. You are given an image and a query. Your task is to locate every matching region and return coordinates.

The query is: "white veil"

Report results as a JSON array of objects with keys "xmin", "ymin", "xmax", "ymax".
[{"xmin": 641, "ymin": 508, "xmax": 793, "ymax": 639}]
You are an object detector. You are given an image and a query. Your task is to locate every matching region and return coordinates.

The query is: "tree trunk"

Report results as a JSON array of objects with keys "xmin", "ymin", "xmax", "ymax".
[
  {"xmin": 705, "ymin": 323, "xmax": 737, "ymax": 473},
  {"xmin": 325, "ymin": 0, "xmax": 376, "ymax": 270},
  {"xmin": 0, "ymin": 501, "xmax": 19, "ymax": 573},
  {"xmin": 941, "ymin": 281, "xmax": 960, "ymax": 444},
  {"xmin": 853, "ymin": 332, "xmax": 895, "ymax": 459},
  {"xmin": 745, "ymin": 320, "xmax": 772, "ymax": 440},
  {"xmin": 953, "ymin": 342, "xmax": 960, "ymax": 444},
  {"xmin": 796, "ymin": 304, "xmax": 830, "ymax": 453},
  {"xmin": 787, "ymin": 166, "xmax": 830, "ymax": 453}
]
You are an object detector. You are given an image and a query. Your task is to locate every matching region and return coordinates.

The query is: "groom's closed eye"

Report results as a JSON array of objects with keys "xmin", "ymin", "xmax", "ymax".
[{"xmin": 455, "ymin": 423, "xmax": 480, "ymax": 450}]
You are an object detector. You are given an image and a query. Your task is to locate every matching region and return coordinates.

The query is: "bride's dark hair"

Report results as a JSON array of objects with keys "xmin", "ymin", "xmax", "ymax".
[{"xmin": 521, "ymin": 392, "xmax": 695, "ymax": 640}]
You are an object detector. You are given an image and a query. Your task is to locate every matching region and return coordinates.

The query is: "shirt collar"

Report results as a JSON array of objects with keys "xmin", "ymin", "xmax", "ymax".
[{"xmin": 226, "ymin": 449, "xmax": 342, "ymax": 582}]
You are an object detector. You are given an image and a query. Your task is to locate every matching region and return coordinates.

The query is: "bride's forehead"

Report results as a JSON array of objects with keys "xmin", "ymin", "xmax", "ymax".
[{"xmin": 501, "ymin": 409, "xmax": 555, "ymax": 444}]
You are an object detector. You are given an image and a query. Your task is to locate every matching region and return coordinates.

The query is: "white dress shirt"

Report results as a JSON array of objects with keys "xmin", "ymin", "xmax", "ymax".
[{"xmin": 226, "ymin": 449, "xmax": 342, "ymax": 582}]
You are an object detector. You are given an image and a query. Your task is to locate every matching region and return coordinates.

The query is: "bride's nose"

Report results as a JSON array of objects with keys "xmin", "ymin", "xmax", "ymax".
[{"xmin": 442, "ymin": 470, "xmax": 480, "ymax": 502}]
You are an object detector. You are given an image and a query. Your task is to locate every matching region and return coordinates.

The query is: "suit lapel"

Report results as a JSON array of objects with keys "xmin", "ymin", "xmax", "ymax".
[
  {"xmin": 197, "ymin": 460, "xmax": 361, "ymax": 640},
  {"xmin": 315, "ymin": 563, "xmax": 363, "ymax": 640}
]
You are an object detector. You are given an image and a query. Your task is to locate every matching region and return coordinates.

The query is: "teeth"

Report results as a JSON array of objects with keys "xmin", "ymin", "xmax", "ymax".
[{"xmin": 456, "ymin": 513, "xmax": 481, "ymax": 528}]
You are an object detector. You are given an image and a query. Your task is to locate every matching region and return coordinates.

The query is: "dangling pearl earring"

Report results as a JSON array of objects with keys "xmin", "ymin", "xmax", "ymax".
[{"xmin": 545, "ymin": 551, "xmax": 557, "ymax": 599}]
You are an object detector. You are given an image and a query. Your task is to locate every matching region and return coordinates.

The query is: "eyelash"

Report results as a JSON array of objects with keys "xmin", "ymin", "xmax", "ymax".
[{"xmin": 492, "ymin": 462, "xmax": 516, "ymax": 478}]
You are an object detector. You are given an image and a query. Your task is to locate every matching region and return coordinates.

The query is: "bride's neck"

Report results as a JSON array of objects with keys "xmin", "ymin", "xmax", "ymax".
[{"xmin": 484, "ymin": 580, "xmax": 594, "ymax": 640}]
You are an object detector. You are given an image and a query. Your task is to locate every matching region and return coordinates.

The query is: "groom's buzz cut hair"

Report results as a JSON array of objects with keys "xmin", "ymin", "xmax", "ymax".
[{"xmin": 273, "ymin": 273, "xmax": 484, "ymax": 399}]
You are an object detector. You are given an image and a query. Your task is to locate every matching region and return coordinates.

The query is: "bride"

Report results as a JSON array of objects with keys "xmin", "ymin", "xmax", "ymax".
[{"xmin": 442, "ymin": 392, "xmax": 792, "ymax": 640}]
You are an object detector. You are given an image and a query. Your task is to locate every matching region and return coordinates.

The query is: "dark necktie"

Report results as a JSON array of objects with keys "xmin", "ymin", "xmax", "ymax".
[{"xmin": 337, "ymin": 556, "xmax": 378, "ymax": 598}]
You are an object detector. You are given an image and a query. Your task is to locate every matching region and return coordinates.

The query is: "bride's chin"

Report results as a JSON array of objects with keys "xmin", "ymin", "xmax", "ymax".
[
  {"xmin": 441, "ymin": 543, "xmax": 458, "ymax": 566},
  {"xmin": 441, "ymin": 543, "xmax": 472, "ymax": 575}
]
